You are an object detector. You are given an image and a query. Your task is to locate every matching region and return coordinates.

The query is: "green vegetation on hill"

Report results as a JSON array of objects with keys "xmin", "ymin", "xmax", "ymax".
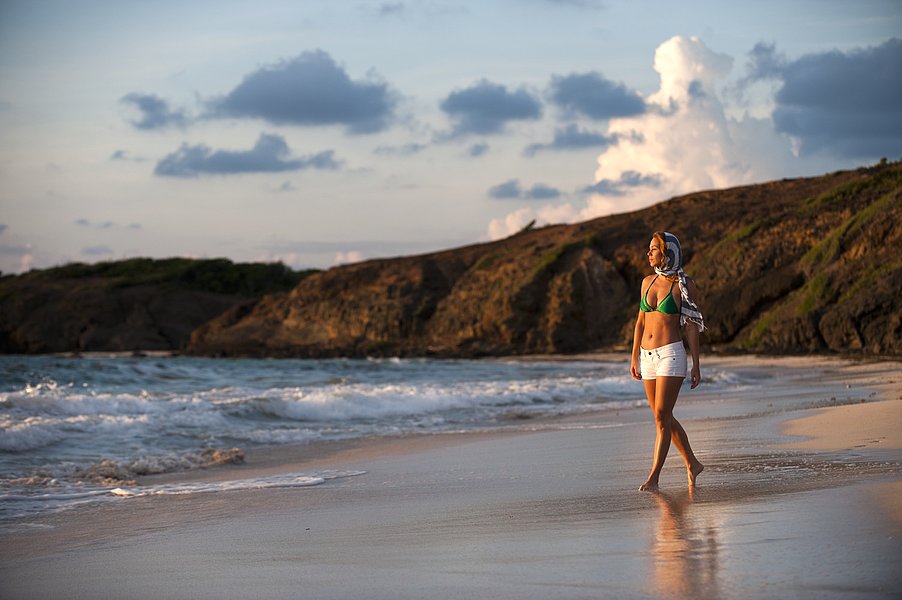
[{"xmin": 19, "ymin": 257, "xmax": 317, "ymax": 296}]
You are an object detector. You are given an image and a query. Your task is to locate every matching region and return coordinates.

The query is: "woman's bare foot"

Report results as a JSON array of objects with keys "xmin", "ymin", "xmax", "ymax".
[
  {"xmin": 688, "ymin": 461, "xmax": 704, "ymax": 487},
  {"xmin": 639, "ymin": 479, "xmax": 659, "ymax": 492}
]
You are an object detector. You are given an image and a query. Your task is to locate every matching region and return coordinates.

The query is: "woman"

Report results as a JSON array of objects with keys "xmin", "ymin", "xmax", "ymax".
[{"xmin": 630, "ymin": 232, "xmax": 705, "ymax": 492}]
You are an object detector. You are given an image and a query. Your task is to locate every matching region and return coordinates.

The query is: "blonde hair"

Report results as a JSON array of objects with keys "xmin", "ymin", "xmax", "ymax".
[
  {"xmin": 651, "ymin": 231, "xmax": 678, "ymax": 281},
  {"xmin": 652, "ymin": 231, "xmax": 667, "ymax": 255}
]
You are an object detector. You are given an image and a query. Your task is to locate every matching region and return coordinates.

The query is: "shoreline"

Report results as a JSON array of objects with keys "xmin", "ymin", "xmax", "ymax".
[
  {"xmin": 140, "ymin": 352, "xmax": 902, "ymax": 478},
  {"xmin": 26, "ymin": 348, "xmax": 902, "ymax": 363},
  {"xmin": 1, "ymin": 355, "xmax": 900, "ymax": 598}
]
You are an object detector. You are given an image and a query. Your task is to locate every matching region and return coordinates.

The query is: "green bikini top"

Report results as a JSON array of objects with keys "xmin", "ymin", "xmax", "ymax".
[{"xmin": 639, "ymin": 275, "xmax": 679, "ymax": 315}]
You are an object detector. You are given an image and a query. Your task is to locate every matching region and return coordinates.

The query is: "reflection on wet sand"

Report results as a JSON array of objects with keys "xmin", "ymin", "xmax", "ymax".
[{"xmin": 649, "ymin": 489, "xmax": 721, "ymax": 599}]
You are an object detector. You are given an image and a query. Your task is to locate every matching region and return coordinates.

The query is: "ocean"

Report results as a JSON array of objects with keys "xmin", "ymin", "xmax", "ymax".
[{"xmin": 0, "ymin": 354, "xmax": 745, "ymax": 521}]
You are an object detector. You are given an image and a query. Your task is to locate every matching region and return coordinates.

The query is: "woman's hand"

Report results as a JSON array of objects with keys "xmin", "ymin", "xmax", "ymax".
[
  {"xmin": 690, "ymin": 364, "xmax": 701, "ymax": 389},
  {"xmin": 630, "ymin": 358, "xmax": 642, "ymax": 380}
]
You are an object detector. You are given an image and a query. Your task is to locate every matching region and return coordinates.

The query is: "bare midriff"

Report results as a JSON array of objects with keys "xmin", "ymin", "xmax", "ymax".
[{"xmin": 641, "ymin": 312, "xmax": 682, "ymax": 349}]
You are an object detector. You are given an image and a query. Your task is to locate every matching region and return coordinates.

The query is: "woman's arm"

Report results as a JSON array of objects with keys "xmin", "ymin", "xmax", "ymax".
[{"xmin": 630, "ymin": 309, "xmax": 645, "ymax": 380}]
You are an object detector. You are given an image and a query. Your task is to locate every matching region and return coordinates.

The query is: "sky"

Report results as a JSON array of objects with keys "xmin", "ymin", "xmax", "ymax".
[{"xmin": 1, "ymin": 0, "xmax": 900, "ymax": 274}]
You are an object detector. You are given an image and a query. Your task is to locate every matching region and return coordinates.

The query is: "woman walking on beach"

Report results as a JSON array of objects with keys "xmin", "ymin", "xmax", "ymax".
[{"xmin": 630, "ymin": 232, "xmax": 705, "ymax": 492}]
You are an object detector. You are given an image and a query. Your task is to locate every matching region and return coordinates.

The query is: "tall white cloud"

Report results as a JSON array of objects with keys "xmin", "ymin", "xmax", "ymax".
[
  {"xmin": 588, "ymin": 35, "xmax": 773, "ymax": 212},
  {"xmin": 489, "ymin": 35, "xmax": 805, "ymax": 240}
]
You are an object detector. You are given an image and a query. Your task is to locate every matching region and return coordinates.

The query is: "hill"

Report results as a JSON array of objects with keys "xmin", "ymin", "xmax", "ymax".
[
  {"xmin": 0, "ymin": 258, "xmax": 312, "ymax": 353},
  {"xmin": 186, "ymin": 160, "xmax": 902, "ymax": 358}
]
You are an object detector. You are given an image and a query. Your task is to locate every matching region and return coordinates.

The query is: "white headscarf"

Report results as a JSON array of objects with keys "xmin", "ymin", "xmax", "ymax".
[{"xmin": 654, "ymin": 232, "xmax": 705, "ymax": 333}]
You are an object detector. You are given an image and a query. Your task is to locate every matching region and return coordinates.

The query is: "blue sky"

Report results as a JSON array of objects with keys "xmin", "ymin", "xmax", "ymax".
[{"xmin": 1, "ymin": 0, "xmax": 900, "ymax": 274}]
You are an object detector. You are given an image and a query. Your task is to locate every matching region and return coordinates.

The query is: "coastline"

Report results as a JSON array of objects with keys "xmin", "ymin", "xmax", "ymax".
[{"xmin": 1, "ymin": 355, "xmax": 900, "ymax": 599}]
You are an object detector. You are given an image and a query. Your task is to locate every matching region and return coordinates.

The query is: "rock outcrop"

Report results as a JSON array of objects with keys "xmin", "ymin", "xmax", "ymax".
[
  {"xmin": 188, "ymin": 161, "xmax": 902, "ymax": 357},
  {"xmin": 0, "ymin": 258, "xmax": 308, "ymax": 354}
]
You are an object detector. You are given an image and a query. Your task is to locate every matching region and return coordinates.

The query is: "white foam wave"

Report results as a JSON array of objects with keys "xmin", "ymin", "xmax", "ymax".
[
  {"xmin": 4, "ymin": 387, "xmax": 163, "ymax": 416},
  {"xmin": 0, "ymin": 470, "xmax": 365, "ymax": 521},
  {"xmin": 3, "ymin": 369, "xmax": 635, "ymax": 422},
  {"xmin": 703, "ymin": 368, "xmax": 747, "ymax": 386},
  {"xmin": 0, "ymin": 369, "xmax": 640, "ymax": 457},
  {"xmin": 0, "ymin": 413, "xmax": 153, "ymax": 452},
  {"xmin": 0, "ymin": 416, "xmax": 68, "ymax": 452},
  {"xmin": 246, "ymin": 374, "xmax": 636, "ymax": 423},
  {"xmin": 108, "ymin": 470, "xmax": 365, "ymax": 497}
]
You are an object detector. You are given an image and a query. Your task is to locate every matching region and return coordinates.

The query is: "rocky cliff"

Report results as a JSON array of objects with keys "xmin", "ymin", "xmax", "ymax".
[
  {"xmin": 188, "ymin": 160, "xmax": 902, "ymax": 357},
  {"xmin": 0, "ymin": 258, "xmax": 309, "ymax": 354}
]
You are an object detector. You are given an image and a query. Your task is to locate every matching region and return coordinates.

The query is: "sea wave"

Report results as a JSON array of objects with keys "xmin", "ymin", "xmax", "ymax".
[
  {"xmin": 0, "ymin": 372, "xmax": 637, "ymax": 453},
  {"xmin": 0, "ymin": 355, "xmax": 757, "ymax": 521}
]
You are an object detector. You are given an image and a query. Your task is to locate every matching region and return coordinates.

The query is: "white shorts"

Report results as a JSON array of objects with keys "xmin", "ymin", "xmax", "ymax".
[{"xmin": 640, "ymin": 340, "xmax": 687, "ymax": 380}]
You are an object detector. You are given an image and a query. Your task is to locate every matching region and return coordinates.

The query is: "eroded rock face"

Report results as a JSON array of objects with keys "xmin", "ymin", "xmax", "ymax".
[
  {"xmin": 0, "ymin": 283, "xmax": 243, "ymax": 354},
  {"xmin": 0, "ymin": 259, "xmax": 305, "ymax": 354},
  {"xmin": 187, "ymin": 162, "xmax": 902, "ymax": 357}
]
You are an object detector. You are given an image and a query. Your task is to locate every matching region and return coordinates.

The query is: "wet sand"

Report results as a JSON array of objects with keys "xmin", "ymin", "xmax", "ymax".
[{"xmin": 1, "ymin": 355, "xmax": 900, "ymax": 599}]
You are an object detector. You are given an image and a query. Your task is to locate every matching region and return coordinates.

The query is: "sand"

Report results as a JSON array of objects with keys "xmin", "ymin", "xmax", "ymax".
[
  {"xmin": 1, "ymin": 355, "xmax": 900, "ymax": 599},
  {"xmin": 780, "ymin": 366, "xmax": 902, "ymax": 452}
]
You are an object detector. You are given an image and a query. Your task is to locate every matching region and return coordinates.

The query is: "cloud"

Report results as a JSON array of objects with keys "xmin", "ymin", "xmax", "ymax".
[
  {"xmin": 468, "ymin": 143, "xmax": 490, "ymax": 157},
  {"xmin": 537, "ymin": 0, "xmax": 603, "ymax": 7},
  {"xmin": 762, "ymin": 38, "xmax": 902, "ymax": 158},
  {"xmin": 582, "ymin": 170, "xmax": 662, "ymax": 196},
  {"xmin": 373, "ymin": 143, "xmax": 428, "ymax": 156},
  {"xmin": 488, "ymin": 179, "xmax": 522, "ymax": 199},
  {"xmin": 488, "ymin": 207, "xmax": 534, "ymax": 239},
  {"xmin": 110, "ymin": 149, "xmax": 147, "ymax": 162},
  {"xmin": 75, "ymin": 219, "xmax": 114, "ymax": 229},
  {"xmin": 154, "ymin": 133, "xmax": 342, "ymax": 178},
  {"xmin": 19, "ymin": 253, "xmax": 33, "ymax": 272},
  {"xmin": 257, "ymin": 239, "xmax": 449, "ymax": 269},
  {"xmin": 487, "ymin": 204, "xmax": 578, "ymax": 240},
  {"xmin": 0, "ymin": 243, "xmax": 29, "ymax": 256},
  {"xmin": 440, "ymin": 79, "xmax": 542, "ymax": 136},
  {"xmin": 488, "ymin": 179, "xmax": 561, "ymax": 200},
  {"xmin": 82, "ymin": 245, "xmax": 114, "ymax": 256},
  {"xmin": 376, "ymin": 2, "xmax": 405, "ymax": 16},
  {"xmin": 488, "ymin": 35, "xmax": 818, "ymax": 240},
  {"xmin": 524, "ymin": 124, "xmax": 619, "ymax": 155},
  {"xmin": 548, "ymin": 72, "xmax": 645, "ymax": 120},
  {"xmin": 588, "ymin": 35, "xmax": 773, "ymax": 206},
  {"xmin": 120, "ymin": 93, "xmax": 188, "ymax": 130},
  {"xmin": 73, "ymin": 219, "xmax": 142, "ymax": 231},
  {"xmin": 208, "ymin": 50, "xmax": 396, "ymax": 134},
  {"xmin": 525, "ymin": 183, "xmax": 561, "ymax": 200},
  {"xmin": 742, "ymin": 41, "xmax": 787, "ymax": 81},
  {"xmin": 264, "ymin": 240, "xmax": 432, "ymax": 255},
  {"xmin": 334, "ymin": 250, "xmax": 365, "ymax": 265},
  {"xmin": 0, "ymin": 242, "xmax": 34, "ymax": 274}
]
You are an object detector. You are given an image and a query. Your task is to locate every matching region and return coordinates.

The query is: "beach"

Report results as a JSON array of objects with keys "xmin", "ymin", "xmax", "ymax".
[{"xmin": 1, "ymin": 355, "xmax": 900, "ymax": 599}]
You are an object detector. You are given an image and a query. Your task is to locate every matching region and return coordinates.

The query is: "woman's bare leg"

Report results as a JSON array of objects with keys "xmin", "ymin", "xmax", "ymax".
[
  {"xmin": 640, "ymin": 376, "xmax": 683, "ymax": 492},
  {"xmin": 671, "ymin": 417, "xmax": 704, "ymax": 486},
  {"xmin": 642, "ymin": 379, "xmax": 704, "ymax": 489}
]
